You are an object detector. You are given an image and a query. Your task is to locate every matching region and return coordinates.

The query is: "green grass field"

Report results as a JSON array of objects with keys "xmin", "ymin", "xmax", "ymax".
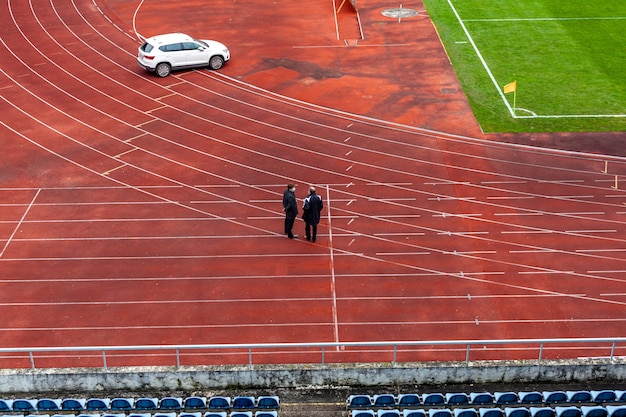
[{"xmin": 422, "ymin": 0, "xmax": 626, "ymax": 133}]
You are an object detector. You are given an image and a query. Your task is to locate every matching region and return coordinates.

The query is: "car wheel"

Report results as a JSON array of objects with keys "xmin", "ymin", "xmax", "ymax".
[
  {"xmin": 155, "ymin": 62, "xmax": 171, "ymax": 77},
  {"xmin": 208, "ymin": 55, "xmax": 224, "ymax": 70}
]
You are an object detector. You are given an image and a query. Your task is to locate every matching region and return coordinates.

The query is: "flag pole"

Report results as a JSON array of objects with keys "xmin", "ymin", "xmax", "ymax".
[
  {"xmin": 503, "ymin": 80, "xmax": 517, "ymax": 116},
  {"xmin": 512, "ymin": 89, "xmax": 516, "ymax": 114}
]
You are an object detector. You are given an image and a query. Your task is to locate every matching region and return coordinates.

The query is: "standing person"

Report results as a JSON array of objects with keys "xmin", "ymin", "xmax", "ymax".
[
  {"xmin": 302, "ymin": 186, "xmax": 323, "ymax": 242},
  {"xmin": 282, "ymin": 183, "xmax": 298, "ymax": 239}
]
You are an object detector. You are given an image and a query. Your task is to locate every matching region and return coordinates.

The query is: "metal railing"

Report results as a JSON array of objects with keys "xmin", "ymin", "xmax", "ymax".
[{"xmin": 1, "ymin": 337, "xmax": 624, "ymax": 370}]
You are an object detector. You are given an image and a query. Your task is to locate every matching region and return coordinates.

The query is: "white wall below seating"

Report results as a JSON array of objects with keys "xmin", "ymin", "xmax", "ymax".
[{"xmin": 0, "ymin": 360, "xmax": 625, "ymax": 393}]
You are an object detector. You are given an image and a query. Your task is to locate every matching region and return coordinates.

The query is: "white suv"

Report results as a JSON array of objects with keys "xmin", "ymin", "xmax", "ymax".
[{"xmin": 137, "ymin": 33, "xmax": 230, "ymax": 77}]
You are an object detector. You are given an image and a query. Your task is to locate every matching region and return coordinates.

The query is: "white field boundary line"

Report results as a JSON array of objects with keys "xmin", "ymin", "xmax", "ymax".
[
  {"xmin": 446, "ymin": 1, "xmax": 626, "ymax": 119},
  {"xmin": 464, "ymin": 17, "xmax": 626, "ymax": 22}
]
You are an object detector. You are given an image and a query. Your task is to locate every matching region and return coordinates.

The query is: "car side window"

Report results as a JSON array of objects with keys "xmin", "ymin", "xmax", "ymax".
[
  {"xmin": 160, "ymin": 43, "xmax": 183, "ymax": 52},
  {"xmin": 183, "ymin": 42, "xmax": 200, "ymax": 50}
]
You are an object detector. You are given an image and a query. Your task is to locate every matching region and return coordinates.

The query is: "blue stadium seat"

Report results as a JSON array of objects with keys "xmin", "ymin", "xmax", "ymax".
[
  {"xmin": 471, "ymin": 393, "xmax": 494, "ymax": 406},
  {"xmin": 207, "ymin": 397, "xmax": 230, "ymax": 410},
  {"xmin": 531, "ymin": 407, "xmax": 556, "ymax": 417},
  {"xmin": 135, "ymin": 399, "xmax": 158, "ymax": 411},
  {"xmin": 555, "ymin": 407, "xmax": 582, "ymax": 417},
  {"xmin": 85, "ymin": 399, "xmax": 110, "ymax": 411},
  {"xmin": 423, "ymin": 394, "xmax": 445, "ymax": 406},
  {"xmin": 429, "ymin": 409, "xmax": 453, "ymax": 417},
  {"xmin": 374, "ymin": 395, "xmax": 396, "ymax": 408},
  {"xmin": 403, "ymin": 410, "xmax": 426, "ymax": 417},
  {"xmin": 110, "ymin": 399, "xmax": 134, "ymax": 411},
  {"xmin": 378, "ymin": 411, "xmax": 401, "ymax": 417},
  {"xmin": 160, "ymin": 398, "xmax": 182, "ymax": 410},
  {"xmin": 590, "ymin": 391, "xmax": 616, "ymax": 404},
  {"xmin": 12, "ymin": 400, "xmax": 37, "ymax": 412},
  {"xmin": 496, "ymin": 392, "xmax": 520, "ymax": 405},
  {"xmin": 544, "ymin": 392, "xmax": 568, "ymax": 404},
  {"xmin": 77, "ymin": 414, "xmax": 101, "ymax": 417},
  {"xmin": 0, "ymin": 400, "xmax": 13, "ymax": 411},
  {"xmin": 349, "ymin": 396, "xmax": 373, "ymax": 408},
  {"xmin": 581, "ymin": 406, "xmax": 608, "ymax": 417},
  {"xmin": 37, "ymin": 399, "xmax": 62, "ymax": 411},
  {"xmin": 519, "ymin": 393, "xmax": 543, "ymax": 405},
  {"xmin": 480, "ymin": 408, "xmax": 504, "ymax": 417},
  {"xmin": 37, "ymin": 398, "xmax": 61, "ymax": 412},
  {"xmin": 607, "ymin": 406, "xmax": 626, "ymax": 417},
  {"xmin": 203, "ymin": 413, "xmax": 226, "ymax": 417},
  {"xmin": 352, "ymin": 411, "xmax": 375, "ymax": 417},
  {"xmin": 180, "ymin": 413, "xmax": 202, "ymax": 417},
  {"xmin": 616, "ymin": 393, "xmax": 626, "ymax": 403},
  {"xmin": 402, "ymin": 408, "xmax": 426, "ymax": 417},
  {"xmin": 567, "ymin": 392, "xmax": 592, "ymax": 403},
  {"xmin": 256, "ymin": 396, "xmax": 280, "ymax": 409},
  {"xmin": 128, "ymin": 413, "xmax": 151, "ymax": 417},
  {"xmin": 232, "ymin": 397, "xmax": 255, "ymax": 410},
  {"xmin": 231, "ymin": 413, "xmax": 253, "ymax": 417},
  {"xmin": 255, "ymin": 412, "xmax": 278, "ymax": 417},
  {"xmin": 505, "ymin": 407, "xmax": 531, "ymax": 417},
  {"xmin": 184, "ymin": 397, "xmax": 207, "ymax": 410},
  {"xmin": 454, "ymin": 408, "xmax": 478, "ymax": 417},
  {"xmin": 399, "ymin": 395, "xmax": 421, "ymax": 408},
  {"xmin": 446, "ymin": 393, "xmax": 469, "ymax": 406},
  {"xmin": 61, "ymin": 399, "xmax": 86, "ymax": 411}
]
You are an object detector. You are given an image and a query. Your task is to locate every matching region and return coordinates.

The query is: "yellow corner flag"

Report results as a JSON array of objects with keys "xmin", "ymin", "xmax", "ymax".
[{"xmin": 503, "ymin": 80, "xmax": 517, "ymax": 94}]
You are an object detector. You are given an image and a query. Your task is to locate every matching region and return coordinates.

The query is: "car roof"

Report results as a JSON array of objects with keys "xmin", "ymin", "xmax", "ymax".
[{"xmin": 145, "ymin": 33, "xmax": 194, "ymax": 45}]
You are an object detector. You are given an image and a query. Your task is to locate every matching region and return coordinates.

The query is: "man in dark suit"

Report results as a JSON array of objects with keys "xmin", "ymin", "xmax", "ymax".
[
  {"xmin": 302, "ymin": 186, "xmax": 323, "ymax": 242},
  {"xmin": 282, "ymin": 183, "xmax": 298, "ymax": 239}
]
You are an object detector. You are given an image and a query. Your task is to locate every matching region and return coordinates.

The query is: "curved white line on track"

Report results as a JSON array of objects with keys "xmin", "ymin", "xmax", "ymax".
[{"xmin": 131, "ymin": 0, "xmax": 144, "ymax": 41}]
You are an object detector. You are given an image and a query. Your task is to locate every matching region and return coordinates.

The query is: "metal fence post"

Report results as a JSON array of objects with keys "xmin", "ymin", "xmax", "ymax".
[
  {"xmin": 176, "ymin": 348, "xmax": 180, "ymax": 369},
  {"xmin": 538, "ymin": 342, "xmax": 544, "ymax": 364},
  {"xmin": 466, "ymin": 344, "xmax": 471, "ymax": 364},
  {"xmin": 321, "ymin": 346, "xmax": 325, "ymax": 365},
  {"xmin": 248, "ymin": 348, "xmax": 253, "ymax": 369},
  {"xmin": 29, "ymin": 351, "xmax": 35, "ymax": 370},
  {"xmin": 610, "ymin": 341, "xmax": 616, "ymax": 363},
  {"xmin": 102, "ymin": 350, "xmax": 108, "ymax": 370}
]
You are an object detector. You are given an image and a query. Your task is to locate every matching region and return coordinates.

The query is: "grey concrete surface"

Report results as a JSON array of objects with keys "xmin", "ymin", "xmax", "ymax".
[{"xmin": 1, "ymin": 359, "xmax": 625, "ymax": 393}]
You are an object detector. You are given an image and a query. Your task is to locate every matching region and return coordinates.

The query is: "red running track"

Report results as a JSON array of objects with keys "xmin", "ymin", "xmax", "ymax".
[{"xmin": 1, "ymin": 0, "xmax": 626, "ymax": 368}]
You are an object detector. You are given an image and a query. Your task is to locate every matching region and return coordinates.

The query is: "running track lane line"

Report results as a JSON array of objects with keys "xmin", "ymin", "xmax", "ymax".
[
  {"xmin": 327, "ymin": 184, "xmax": 340, "ymax": 347},
  {"xmin": 0, "ymin": 188, "xmax": 40, "ymax": 258}
]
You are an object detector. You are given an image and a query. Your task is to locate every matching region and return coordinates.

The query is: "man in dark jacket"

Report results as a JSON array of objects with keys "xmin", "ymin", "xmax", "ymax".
[
  {"xmin": 282, "ymin": 183, "xmax": 298, "ymax": 239},
  {"xmin": 302, "ymin": 186, "xmax": 323, "ymax": 242}
]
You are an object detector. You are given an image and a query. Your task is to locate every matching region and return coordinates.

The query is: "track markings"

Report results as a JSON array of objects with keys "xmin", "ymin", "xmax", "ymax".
[
  {"xmin": 0, "ymin": 189, "xmax": 40, "ymax": 258},
  {"xmin": 102, "ymin": 164, "xmax": 128, "ymax": 175}
]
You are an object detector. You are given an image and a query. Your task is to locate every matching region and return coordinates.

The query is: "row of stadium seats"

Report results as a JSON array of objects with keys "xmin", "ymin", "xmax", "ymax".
[
  {"xmin": 348, "ymin": 391, "xmax": 626, "ymax": 409},
  {"xmin": 352, "ymin": 405, "xmax": 626, "ymax": 417},
  {"xmin": 0, "ymin": 414, "xmax": 277, "ymax": 417},
  {"xmin": 0, "ymin": 397, "xmax": 279, "ymax": 413}
]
